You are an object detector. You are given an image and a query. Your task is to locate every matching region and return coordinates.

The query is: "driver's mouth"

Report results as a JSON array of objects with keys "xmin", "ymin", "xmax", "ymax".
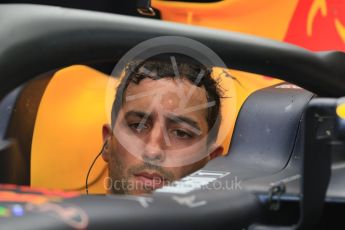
[{"xmin": 133, "ymin": 171, "xmax": 167, "ymax": 190}]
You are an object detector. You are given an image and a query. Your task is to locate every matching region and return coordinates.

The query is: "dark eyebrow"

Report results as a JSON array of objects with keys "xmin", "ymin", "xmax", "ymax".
[
  {"xmin": 167, "ymin": 115, "xmax": 202, "ymax": 135},
  {"xmin": 124, "ymin": 110, "xmax": 151, "ymax": 120}
]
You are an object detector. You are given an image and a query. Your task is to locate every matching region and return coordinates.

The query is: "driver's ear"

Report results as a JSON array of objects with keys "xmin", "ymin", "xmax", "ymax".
[
  {"xmin": 208, "ymin": 145, "xmax": 224, "ymax": 160},
  {"xmin": 102, "ymin": 124, "xmax": 112, "ymax": 162}
]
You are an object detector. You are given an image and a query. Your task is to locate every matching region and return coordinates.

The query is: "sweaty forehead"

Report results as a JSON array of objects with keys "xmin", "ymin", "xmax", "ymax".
[{"xmin": 123, "ymin": 78, "xmax": 208, "ymax": 116}]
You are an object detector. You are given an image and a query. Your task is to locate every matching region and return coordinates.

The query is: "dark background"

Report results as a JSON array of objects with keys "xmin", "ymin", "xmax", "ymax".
[{"xmin": 0, "ymin": 0, "xmax": 161, "ymax": 18}]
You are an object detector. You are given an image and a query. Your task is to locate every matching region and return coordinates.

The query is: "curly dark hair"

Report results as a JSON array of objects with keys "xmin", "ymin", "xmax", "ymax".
[{"xmin": 111, "ymin": 54, "xmax": 223, "ymax": 145}]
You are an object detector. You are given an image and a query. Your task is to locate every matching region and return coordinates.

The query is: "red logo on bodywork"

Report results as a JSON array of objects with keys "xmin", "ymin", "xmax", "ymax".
[{"xmin": 285, "ymin": 0, "xmax": 345, "ymax": 51}]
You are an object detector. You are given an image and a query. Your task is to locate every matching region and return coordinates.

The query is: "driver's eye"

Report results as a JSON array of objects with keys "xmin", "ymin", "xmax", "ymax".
[
  {"xmin": 128, "ymin": 122, "xmax": 150, "ymax": 133},
  {"xmin": 171, "ymin": 129, "xmax": 193, "ymax": 139}
]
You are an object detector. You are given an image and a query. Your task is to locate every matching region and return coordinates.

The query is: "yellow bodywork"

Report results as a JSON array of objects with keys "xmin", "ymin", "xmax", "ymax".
[{"xmin": 152, "ymin": 0, "xmax": 299, "ymax": 41}]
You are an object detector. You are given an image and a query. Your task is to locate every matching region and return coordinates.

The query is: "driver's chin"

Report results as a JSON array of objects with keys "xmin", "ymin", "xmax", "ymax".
[{"xmin": 127, "ymin": 187, "xmax": 153, "ymax": 196}]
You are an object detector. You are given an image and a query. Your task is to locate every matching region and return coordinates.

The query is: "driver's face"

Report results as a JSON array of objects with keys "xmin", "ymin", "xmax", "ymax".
[{"xmin": 102, "ymin": 78, "xmax": 222, "ymax": 195}]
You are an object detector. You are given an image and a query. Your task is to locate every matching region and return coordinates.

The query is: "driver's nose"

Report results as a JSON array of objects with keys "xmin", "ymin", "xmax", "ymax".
[{"xmin": 142, "ymin": 122, "xmax": 165, "ymax": 164}]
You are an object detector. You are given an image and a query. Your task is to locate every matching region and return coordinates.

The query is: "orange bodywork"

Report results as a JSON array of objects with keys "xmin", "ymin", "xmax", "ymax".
[
  {"xmin": 152, "ymin": 0, "xmax": 345, "ymax": 51},
  {"xmin": 152, "ymin": 0, "xmax": 300, "ymax": 41}
]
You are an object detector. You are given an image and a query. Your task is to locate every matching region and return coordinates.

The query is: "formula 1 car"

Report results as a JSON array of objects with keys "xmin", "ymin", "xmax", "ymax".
[{"xmin": 0, "ymin": 3, "xmax": 345, "ymax": 230}]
